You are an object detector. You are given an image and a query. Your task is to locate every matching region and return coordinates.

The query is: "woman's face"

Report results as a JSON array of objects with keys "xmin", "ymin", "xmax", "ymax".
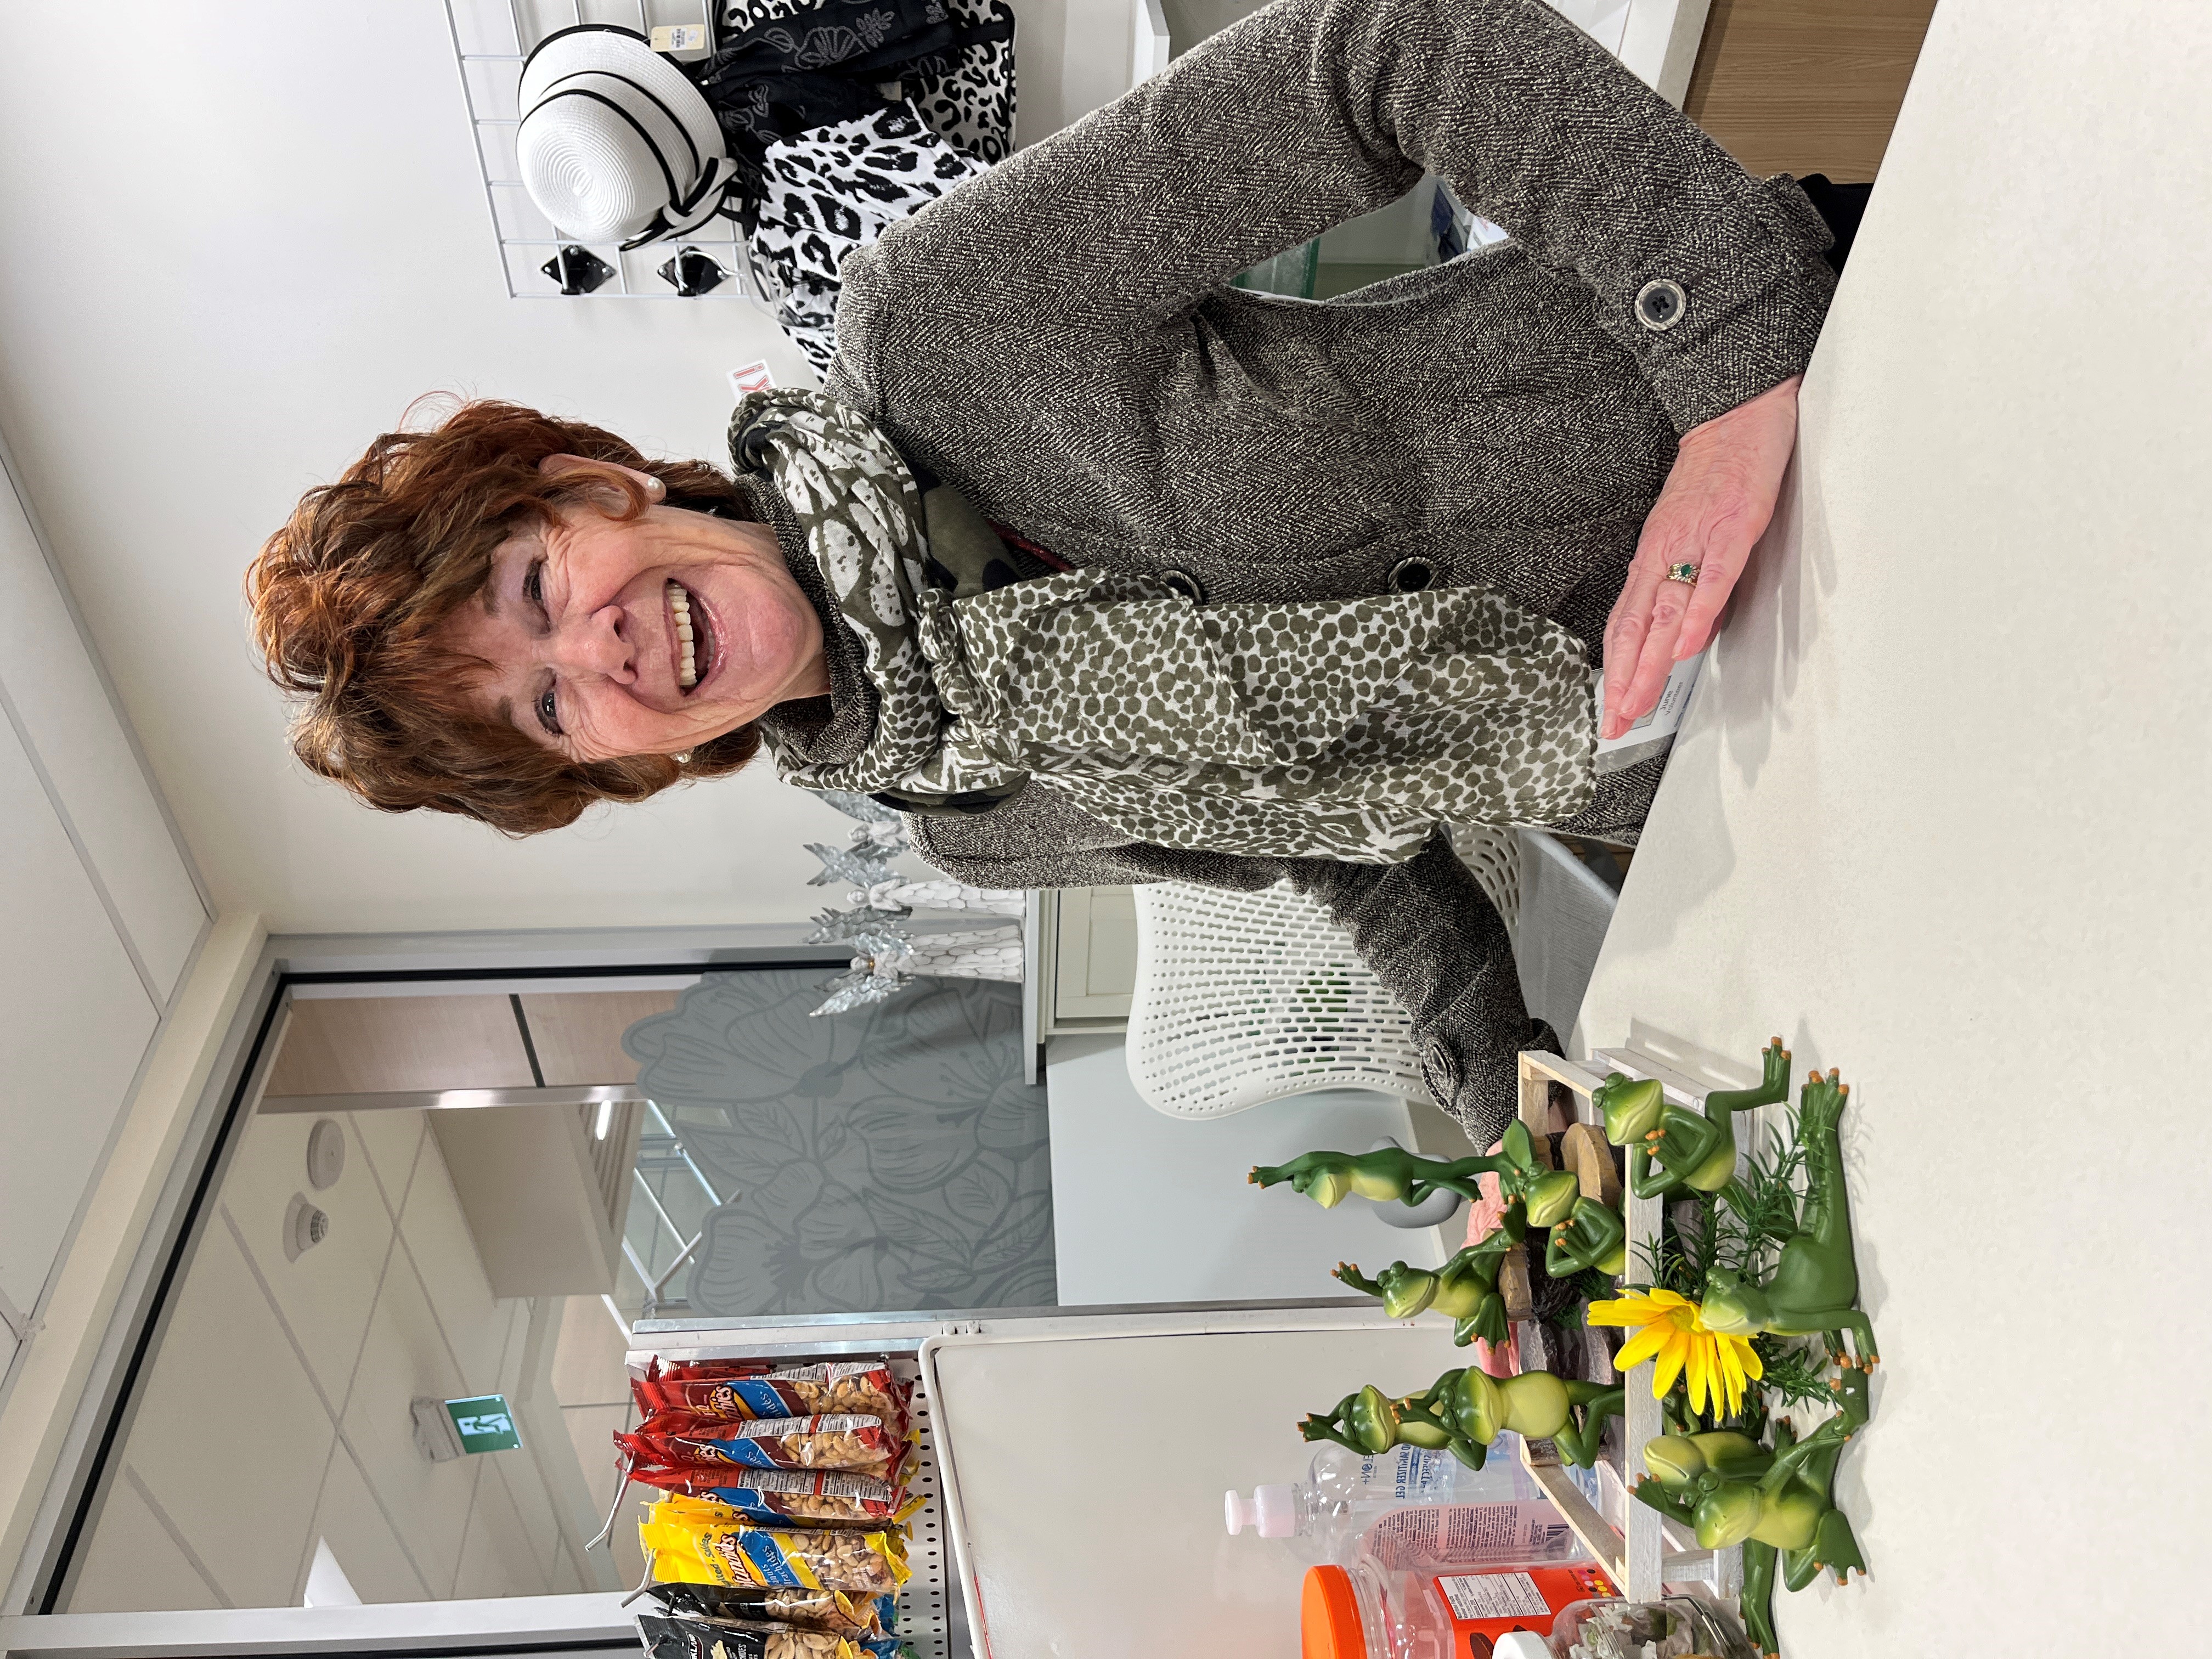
[{"xmin": 438, "ymin": 456, "xmax": 827, "ymax": 763}]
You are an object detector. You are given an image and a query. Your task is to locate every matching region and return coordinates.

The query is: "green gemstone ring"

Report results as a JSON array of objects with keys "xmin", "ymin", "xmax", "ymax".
[{"xmin": 1664, "ymin": 561, "xmax": 1700, "ymax": 585}]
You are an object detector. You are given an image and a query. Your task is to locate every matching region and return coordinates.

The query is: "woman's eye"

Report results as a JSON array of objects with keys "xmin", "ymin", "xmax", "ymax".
[
  {"xmin": 523, "ymin": 560, "xmax": 547, "ymax": 611},
  {"xmin": 535, "ymin": 685, "xmax": 562, "ymax": 737}
]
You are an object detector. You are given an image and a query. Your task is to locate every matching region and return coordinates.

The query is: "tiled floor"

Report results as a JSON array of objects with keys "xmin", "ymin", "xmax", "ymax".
[{"xmin": 64, "ymin": 1108, "xmax": 591, "ymax": 1611}]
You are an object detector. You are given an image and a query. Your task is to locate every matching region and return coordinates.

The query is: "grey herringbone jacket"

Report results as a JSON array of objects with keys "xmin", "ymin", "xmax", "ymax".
[{"xmin": 770, "ymin": 0, "xmax": 1837, "ymax": 1140}]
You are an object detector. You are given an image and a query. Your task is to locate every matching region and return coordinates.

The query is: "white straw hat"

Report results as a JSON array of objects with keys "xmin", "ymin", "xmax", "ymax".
[{"xmin": 517, "ymin": 25, "xmax": 733, "ymax": 246}]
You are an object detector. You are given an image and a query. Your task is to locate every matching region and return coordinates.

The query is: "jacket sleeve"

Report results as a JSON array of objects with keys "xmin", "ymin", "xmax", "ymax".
[
  {"xmin": 836, "ymin": 0, "xmax": 1835, "ymax": 435},
  {"xmin": 911, "ymin": 813, "xmax": 1545, "ymax": 1146}
]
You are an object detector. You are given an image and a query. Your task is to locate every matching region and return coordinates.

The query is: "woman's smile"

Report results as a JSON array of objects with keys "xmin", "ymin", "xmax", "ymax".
[{"xmin": 436, "ymin": 460, "xmax": 828, "ymax": 764}]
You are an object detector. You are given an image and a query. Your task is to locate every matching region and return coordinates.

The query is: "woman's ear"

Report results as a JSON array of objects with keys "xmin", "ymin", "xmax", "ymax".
[{"xmin": 538, "ymin": 452, "xmax": 667, "ymax": 500}]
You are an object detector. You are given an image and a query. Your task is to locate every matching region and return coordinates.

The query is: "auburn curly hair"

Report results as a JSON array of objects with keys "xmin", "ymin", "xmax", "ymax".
[{"xmin": 247, "ymin": 399, "xmax": 764, "ymax": 834}]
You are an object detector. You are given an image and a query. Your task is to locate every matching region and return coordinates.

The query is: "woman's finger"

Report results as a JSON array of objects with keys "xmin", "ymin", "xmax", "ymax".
[
  {"xmin": 1600, "ymin": 557, "xmax": 1662, "ymax": 738},
  {"xmin": 1617, "ymin": 554, "xmax": 1694, "ymax": 730},
  {"xmin": 1672, "ymin": 496, "xmax": 1770, "ymax": 659}
]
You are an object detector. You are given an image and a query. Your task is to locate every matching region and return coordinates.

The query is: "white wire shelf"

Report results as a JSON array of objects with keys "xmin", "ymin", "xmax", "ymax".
[{"xmin": 445, "ymin": 0, "xmax": 758, "ymax": 300}]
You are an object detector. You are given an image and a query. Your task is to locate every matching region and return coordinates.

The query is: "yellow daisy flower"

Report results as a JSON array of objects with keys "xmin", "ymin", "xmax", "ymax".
[{"xmin": 1586, "ymin": 1288, "xmax": 1764, "ymax": 1419}]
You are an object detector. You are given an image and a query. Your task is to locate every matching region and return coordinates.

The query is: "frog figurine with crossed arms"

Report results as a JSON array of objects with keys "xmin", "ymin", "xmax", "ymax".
[{"xmin": 1594, "ymin": 1037, "xmax": 1794, "ymax": 1201}]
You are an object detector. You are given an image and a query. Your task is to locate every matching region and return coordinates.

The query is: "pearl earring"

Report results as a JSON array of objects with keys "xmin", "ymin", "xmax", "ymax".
[{"xmin": 672, "ymin": 749, "xmax": 693, "ymax": 764}]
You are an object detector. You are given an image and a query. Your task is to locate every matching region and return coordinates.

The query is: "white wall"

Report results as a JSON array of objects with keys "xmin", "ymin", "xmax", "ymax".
[
  {"xmin": 0, "ymin": 0, "xmax": 1133, "ymax": 939},
  {"xmin": 1045, "ymin": 1036, "xmax": 1452, "ymax": 1304},
  {"xmin": 0, "ymin": 453, "xmax": 211, "ymax": 1392}
]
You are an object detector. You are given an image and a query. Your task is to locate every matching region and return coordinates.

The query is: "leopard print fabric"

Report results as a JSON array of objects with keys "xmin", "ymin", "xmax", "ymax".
[
  {"xmin": 776, "ymin": 276, "xmax": 841, "ymax": 375},
  {"xmin": 909, "ymin": 0, "xmax": 1015, "ymax": 162},
  {"xmin": 750, "ymin": 101, "xmax": 990, "ymax": 295},
  {"xmin": 735, "ymin": 389, "xmax": 1598, "ymax": 861}
]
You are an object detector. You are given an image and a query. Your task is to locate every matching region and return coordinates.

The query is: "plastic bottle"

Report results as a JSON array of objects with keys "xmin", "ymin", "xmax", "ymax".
[
  {"xmin": 1300, "ymin": 1559, "xmax": 1618, "ymax": 1659},
  {"xmin": 1226, "ymin": 1441, "xmax": 1542, "ymax": 1565}
]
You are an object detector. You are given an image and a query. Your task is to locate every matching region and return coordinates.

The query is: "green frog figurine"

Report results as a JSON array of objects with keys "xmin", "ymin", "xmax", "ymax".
[
  {"xmin": 1595, "ymin": 1038, "xmax": 1793, "ymax": 1200},
  {"xmin": 1634, "ymin": 1367, "xmax": 1871, "ymax": 1659},
  {"xmin": 1333, "ymin": 1235, "xmax": 1517, "ymax": 1346},
  {"xmin": 1300, "ymin": 1366, "xmax": 1622, "ymax": 1472},
  {"xmin": 1698, "ymin": 1065, "xmax": 1879, "ymax": 1372}
]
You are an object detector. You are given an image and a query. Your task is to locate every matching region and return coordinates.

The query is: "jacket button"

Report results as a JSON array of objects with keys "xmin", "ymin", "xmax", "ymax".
[
  {"xmin": 1387, "ymin": 556, "xmax": 1435, "ymax": 594},
  {"xmin": 1158, "ymin": 567, "xmax": 1206, "ymax": 603},
  {"xmin": 1419, "ymin": 1034, "xmax": 1462, "ymax": 1106},
  {"xmin": 1634, "ymin": 278, "xmax": 1687, "ymax": 332}
]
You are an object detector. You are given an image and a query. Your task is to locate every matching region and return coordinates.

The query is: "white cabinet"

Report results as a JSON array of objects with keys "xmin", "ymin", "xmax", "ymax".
[{"xmin": 1025, "ymin": 885, "xmax": 1139, "ymax": 1042}]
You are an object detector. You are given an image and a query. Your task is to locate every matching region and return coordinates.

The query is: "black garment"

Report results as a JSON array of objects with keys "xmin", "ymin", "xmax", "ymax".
[
  {"xmin": 1794, "ymin": 174, "xmax": 1875, "ymax": 275},
  {"xmin": 693, "ymin": 0, "xmax": 1015, "ymax": 175},
  {"xmin": 698, "ymin": 0, "xmax": 956, "ymax": 86}
]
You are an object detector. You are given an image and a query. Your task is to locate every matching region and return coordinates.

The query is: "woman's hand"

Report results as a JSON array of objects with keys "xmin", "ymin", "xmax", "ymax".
[{"xmin": 1600, "ymin": 375, "xmax": 1802, "ymax": 738}]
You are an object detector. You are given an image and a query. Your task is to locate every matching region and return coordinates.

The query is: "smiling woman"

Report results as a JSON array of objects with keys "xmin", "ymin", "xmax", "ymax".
[
  {"xmin": 247, "ymin": 402, "xmax": 816, "ymax": 831},
  {"xmin": 245, "ymin": 0, "xmax": 1844, "ymax": 1142},
  {"xmin": 437, "ymin": 455, "xmax": 828, "ymax": 763}
]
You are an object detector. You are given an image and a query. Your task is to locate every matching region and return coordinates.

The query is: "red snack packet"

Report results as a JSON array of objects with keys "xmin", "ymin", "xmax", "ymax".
[
  {"xmin": 622, "ymin": 1413, "xmax": 900, "ymax": 1475},
  {"xmin": 633, "ymin": 1357, "xmax": 775, "ymax": 1415},
  {"xmin": 641, "ymin": 1362, "xmax": 907, "ymax": 1428}
]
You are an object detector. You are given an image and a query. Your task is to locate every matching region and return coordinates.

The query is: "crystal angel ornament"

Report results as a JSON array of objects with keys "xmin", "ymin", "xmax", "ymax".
[
  {"xmin": 816, "ymin": 789, "xmax": 904, "ymax": 826},
  {"xmin": 803, "ymin": 837, "xmax": 903, "ymax": 889}
]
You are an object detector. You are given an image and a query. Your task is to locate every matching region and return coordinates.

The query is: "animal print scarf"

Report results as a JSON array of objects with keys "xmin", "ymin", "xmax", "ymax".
[{"xmin": 732, "ymin": 388, "xmax": 1596, "ymax": 861}]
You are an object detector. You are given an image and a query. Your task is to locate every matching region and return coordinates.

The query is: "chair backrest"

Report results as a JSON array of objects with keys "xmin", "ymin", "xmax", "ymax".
[{"xmin": 1123, "ymin": 828, "xmax": 1522, "ymax": 1120}]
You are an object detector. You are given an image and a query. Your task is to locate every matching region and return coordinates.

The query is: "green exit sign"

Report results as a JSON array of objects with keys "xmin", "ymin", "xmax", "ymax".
[{"xmin": 444, "ymin": 1395, "xmax": 521, "ymax": 1454}]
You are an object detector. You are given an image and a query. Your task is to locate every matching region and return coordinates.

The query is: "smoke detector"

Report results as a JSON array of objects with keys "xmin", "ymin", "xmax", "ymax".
[
  {"xmin": 307, "ymin": 1118, "xmax": 346, "ymax": 1189},
  {"xmin": 284, "ymin": 1193, "xmax": 330, "ymax": 1261}
]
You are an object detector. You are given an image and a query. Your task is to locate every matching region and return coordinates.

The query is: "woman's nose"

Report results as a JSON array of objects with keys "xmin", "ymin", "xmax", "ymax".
[{"xmin": 551, "ymin": 603, "xmax": 636, "ymax": 682}]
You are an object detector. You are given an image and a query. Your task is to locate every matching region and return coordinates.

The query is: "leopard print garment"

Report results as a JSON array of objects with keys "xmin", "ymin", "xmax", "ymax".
[
  {"xmin": 736, "ymin": 390, "xmax": 1598, "ymax": 862},
  {"xmin": 749, "ymin": 101, "xmax": 990, "ymax": 295},
  {"xmin": 909, "ymin": 0, "xmax": 1015, "ymax": 162},
  {"xmin": 777, "ymin": 276, "xmax": 840, "ymax": 374}
]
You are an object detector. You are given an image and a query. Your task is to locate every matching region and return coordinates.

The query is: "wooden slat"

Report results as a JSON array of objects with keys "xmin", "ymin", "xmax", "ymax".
[
  {"xmin": 264, "ymin": 994, "xmax": 533, "ymax": 1096},
  {"xmin": 1520, "ymin": 1455, "xmax": 1629, "ymax": 1585},
  {"xmin": 1683, "ymin": 0, "xmax": 1939, "ymax": 180},
  {"xmin": 518, "ymin": 989, "xmax": 683, "ymax": 1086},
  {"xmin": 1521, "ymin": 1046, "xmax": 1664, "ymax": 1601}
]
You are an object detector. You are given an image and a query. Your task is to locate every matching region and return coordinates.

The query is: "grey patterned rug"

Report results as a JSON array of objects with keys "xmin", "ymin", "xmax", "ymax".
[{"xmin": 624, "ymin": 968, "xmax": 1056, "ymax": 1317}]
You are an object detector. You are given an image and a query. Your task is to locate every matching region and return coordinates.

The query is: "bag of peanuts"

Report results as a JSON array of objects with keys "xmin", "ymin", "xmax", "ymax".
[
  {"xmin": 636, "ymin": 1612, "xmax": 856, "ymax": 1659},
  {"xmin": 628, "ymin": 1461, "xmax": 922, "ymax": 1529},
  {"xmin": 643, "ymin": 1581, "xmax": 884, "ymax": 1638},
  {"xmin": 625, "ymin": 1413, "xmax": 903, "ymax": 1476},
  {"xmin": 644, "ymin": 1498, "xmax": 911, "ymax": 1596},
  {"xmin": 639, "ymin": 1359, "xmax": 907, "ymax": 1427}
]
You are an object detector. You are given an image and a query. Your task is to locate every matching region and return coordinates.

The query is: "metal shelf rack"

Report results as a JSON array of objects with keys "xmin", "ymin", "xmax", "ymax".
[{"xmin": 444, "ymin": 0, "xmax": 758, "ymax": 300}]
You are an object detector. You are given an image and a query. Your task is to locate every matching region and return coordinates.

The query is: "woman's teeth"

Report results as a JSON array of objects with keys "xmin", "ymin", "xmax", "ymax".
[{"xmin": 668, "ymin": 579, "xmax": 698, "ymax": 689}]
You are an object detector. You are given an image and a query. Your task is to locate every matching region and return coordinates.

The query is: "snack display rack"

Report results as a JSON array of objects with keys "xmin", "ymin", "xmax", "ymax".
[
  {"xmin": 624, "ymin": 1335, "xmax": 966, "ymax": 1658},
  {"xmin": 633, "ymin": 1302, "xmax": 1433, "ymax": 1657}
]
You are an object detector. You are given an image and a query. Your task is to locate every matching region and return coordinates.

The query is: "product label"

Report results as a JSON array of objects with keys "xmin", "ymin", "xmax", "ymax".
[
  {"xmin": 1592, "ymin": 649, "xmax": 1707, "ymax": 773},
  {"xmin": 1425, "ymin": 1564, "xmax": 1615, "ymax": 1641},
  {"xmin": 1437, "ymin": 1572, "xmax": 1548, "ymax": 1621},
  {"xmin": 1364, "ymin": 1502, "xmax": 1581, "ymax": 1571},
  {"xmin": 1359, "ymin": 1444, "xmax": 1456, "ymax": 1504}
]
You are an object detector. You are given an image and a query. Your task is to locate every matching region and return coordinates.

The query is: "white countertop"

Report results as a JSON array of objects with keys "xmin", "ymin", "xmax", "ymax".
[{"xmin": 1574, "ymin": 1, "xmax": 2212, "ymax": 1651}]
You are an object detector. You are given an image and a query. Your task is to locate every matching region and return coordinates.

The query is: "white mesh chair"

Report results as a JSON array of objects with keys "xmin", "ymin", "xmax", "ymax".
[{"xmin": 1124, "ymin": 827, "xmax": 1521, "ymax": 1119}]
